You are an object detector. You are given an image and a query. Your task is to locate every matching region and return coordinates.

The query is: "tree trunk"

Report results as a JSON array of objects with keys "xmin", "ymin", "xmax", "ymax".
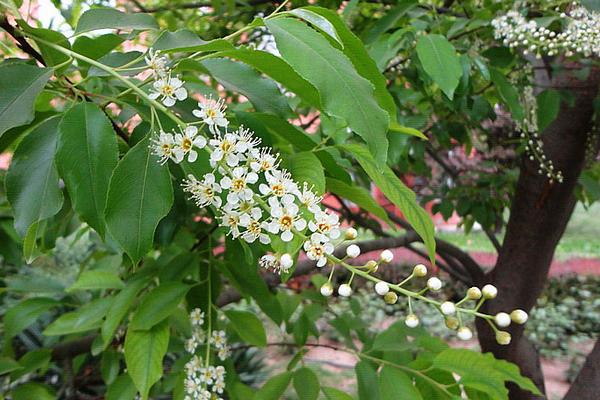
[
  {"xmin": 563, "ymin": 339, "xmax": 600, "ymax": 400},
  {"xmin": 476, "ymin": 63, "xmax": 599, "ymax": 400}
]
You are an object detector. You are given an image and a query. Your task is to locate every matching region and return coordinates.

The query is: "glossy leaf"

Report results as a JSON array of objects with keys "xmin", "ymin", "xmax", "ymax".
[
  {"xmin": 293, "ymin": 367, "xmax": 320, "ymax": 400},
  {"xmin": 6, "ymin": 117, "xmax": 63, "ymax": 237},
  {"xmin": 4, "ymin": 297, "xmax": 59, "ymax": 338},
  {"xmin": 130, "ymin": 282, "xmax": 191, "ymax": 330},
  {"xmin": 283, "ymin": 152, "xmax": 325, "ymax": 194},
  {"xmin": 416, "ymin": 34, "xmax": 463, "ymax": 99},
  {"xmin": 57, "ymin": 103, "xmax": 119, "ymax": 236},
  {"xmin": 254, "ymin": 371, "xmax": 293, "ymax": 400},
  {"xmin": 379, "ymin": 366, "xmax": 422, "ymax": 400},
  {"xmin": 0, "ymin": 64, "xmax": 53, "ymax": 136},
  {"xmin": 75, "ymin": 8, "xmax": 158, "ymax": 34},
  {"xmin": 67, "ymin": 270, "xmax": 125, "ymax": 292},
  {"xmin": 106, "ymin": 374, "xmax": 138, "ymax": 400},
  {"xmin": 225, "ymin": 309, "xmax": 267, "ymax": 347},
  {"xmin": 490, "ymin": 68, "xmax": 524, "ymax": 121},
  {"xmin": 43, "ymin": 297, "xmax": 113, "ymax": 336},
  {"xmin": 124, "ymin": 321, "xmax": 170, "ymax": 400},
  {"xmin": 355, "ymin": 361, "xmax": 380, "ymax": 400},
  {"xmin": 101, "ymin": 279, "xmax": 148, "ymax": 348},
  {"xmin": 105, "ymin": 136, "xmax": 174, "ymax": 264},
  {"xmin": 266, "ymin": 17, "xmax": 389, "ymax": 166},
  {"xmin": 153, "ymin": 29, "xmax": 233, "ymax": 53}
]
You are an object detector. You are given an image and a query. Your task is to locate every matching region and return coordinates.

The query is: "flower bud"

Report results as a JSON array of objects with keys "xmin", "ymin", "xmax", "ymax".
[
  {"xmin": 427, "ymin": 277, "xmax": 442, "ymax": 291},
  {"xmin": 366, "ymin": 260, "xmax": 378, "ymax": 271},
  {"xmin": 510, "ymin": 309, "xmax": 528, "ymax": 324},
  {"xmin": 344, "ymin": 227, "xmax": 358, "ymax": 240},
  {"xmin": 445, "ymin": 317, "xmax": 460, "ymax": 330},
  {"xmin": 413, "ymin": 264, "xmax": 428, "ymax": 277},
  {"xmin": 482, "ymin": 284, "xmax": 498, "ymax": 299},
  {"xmin": 384, "ymin": 292, "xmax": 398, "ymax": 304},
  {"xmin": 466, "ymin": 287, "xmax": 482, "ymax": 300},
  {"xmin": 405, "ymin": 314, "xmax": 419, "ymax": 328},
  {"xmin": 346, "ymin": 244, "xmax": 361, "ymax": 258},
  {"xmin": 338, "ymin": 283, "xmax": 353, "ymax": 297},
  {"xmin": 440, "ymin": 301, "xmax": 456, "ymax": 315},
  {"xmin": 496, "ymin": 331, "xmax": 511, "ymax": 345},
  {"xmin": 494, "ymin": 312, "xmax": 511, "ymax": 328},
  {"xmin": 380, "ymin": 249, "xmax": 394, "ymax": 263},
  {"xmin": 280, "ymin": 253, "xmax": 293, "ymax": 270},
  {"xmin": 320, "ymin": 283, "xmax": 333, "ymax": 297},
  {"xmin": 457, "ymin": 327, "xmax": 473, "ymax": 341},
  {"xmin": 375, "ymin": 281, "xmax": 390, "ymax": 296}
]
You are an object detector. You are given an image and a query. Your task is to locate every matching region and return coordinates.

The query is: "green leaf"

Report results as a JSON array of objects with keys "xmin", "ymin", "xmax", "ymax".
[
  {"xmin": 322, "ymin": 387, "xmax": 354, "ymax": 400},
  {"xmin": 265, "ymin": 17, "xmax": 389, "ymax": 166},
  {"xmin": 130, "ymin": 282, "xmax": 191, "ymax": 331},
  {"xmin": 106, "ymin": 374, "xmax": 138, "ymax": 400},
  {"xmin": 11, "ymin": 383, "xmax": 55, "ymax": 400},
  {"xmin": 537, "ymin": 89, "xmax": 560, "ymax": 132},
  {"xmin": 153, "ymin": 29, "xmax": 233, "ymax": 53},
  {"xmin": 326, "ymin": 177, "xmax": 395, "ymax": 227},
  {"xmin": 6, "ymin": 116, "xmax": 63, "ymax": 237},
  {"xmin": 433, "ymin": 349, "xmax": 542, "ymax": 398},
  {"xmin": 225, "ymin": 309, "xmax": 267, "ymax": 347},
  {"xmin": 490, "ymin": 68, "xmax": 524, "ymax": 121},
  {"xmin": 209, "ymin": 48, "xmax": 321, "ymax": 108},
  {"xmin": 67, "ymin": 270, "xmax": 125, "ymax": 292},
  {"xmin": 416, "ymin": 34, "xmax": 462, "ymax": 99},
  {"xmin": 254, "ymin": 371, "xmax": 293, "ymax": 400},
  {"xmin": 73, "ymin": 33, "xmax": 124, "ymax": 61},
  {"xmin": 201, "ymin": 58, "xmax": 292, "ymax": 117},
  {"xmin": 293, "ymin": 367, "xmax": 320, "ymax": 400},
  {"xmin": 57, "ymin": 103, "xmax": 118, "ymax": 237},
  {"xmin": 286, "ymin": 8, "xmax": 342, "ymax": 44},
  {"xmin": 390, "ymin": 122, "xmax": 427, "ymax": 139},
  {"xmin": 16, "ymin": 21, "xmax": 71, "ymax": 75},
  {"xmin": 283, "ymin": 152, "xmax": 325, "ymax": 194},
  {"xmin": 4, "ymin": 297, "xmax": 59, "ymax": 339},
  {"xmin": 0, "ymin": 63, "xmax": 53, "ymax": 137},
  {"xmin": 0, "ymin": 357, "xmax": 22, "ymax": 375},
  {"xmin": 105, "ymin": 136, "xmax": 174, "ymax": 264},
  {"xmin": 75, "ymin": 8, "xmax": 158, "ymax": 35},
  {"xmin": 298, "ymin": 7, "xmax": 399, "ymax": 125},
  {"xmin": 341, "ymin": 143, "xmax": 436, "ymax": 263},
  {"xmin": 355, "ymin": 361, "xmax": 380, "ymax": 400},
  {"xmin": 101, "ymin": 279, "xmax": 148, "ymax": 349},
  {"xmin": 43, "ymin": 297, "xmax": 113, "ymax": 336},
  {"xmin": 101, "ymin": 349, "xmax": 121, "ymax": 385},
  {"xmin": 363, "ymin": 1, "xmax": 417, "ymax": 44},
  {"xmin": 124, "ymin": 321, "xmax": 170, "ymax": 400},
  {"xmin": 379, "ymin": 366, "xmax": 423, "ymax": 400}
]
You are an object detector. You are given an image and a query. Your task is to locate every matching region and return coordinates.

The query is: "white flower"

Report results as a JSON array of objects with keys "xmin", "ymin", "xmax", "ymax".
[
  {"xmin": 233, "ymin": 126, "xmax": 261, "ymax": 154},
  {"xmin": 182, "ymin": 173, "xmax": 222, "ymax": 208},
  {"xmin": 220, "ymin": 208, "xmax": 242, "ymax": 238},
  {"xmin": 405, "ymin": 314, "xmax": 419, "ymax": 328},
  {"xmin": 220, "ymin": 167, "xmax": 258, "ymax": 205},
  {"xmin": 346, "ymin": 244, "xmax": 360, "ymax": 258},
  {"xmin": 303, "ymin": 233, "xmax": 333, "ymax": 267},
  {"xmin": 199, "ymin": 366, "xmax": 215, "ymax": 385},
  {"xmin": 375, "ymin": 281, "xmax": 389, "ymax": 296},
  {"xmin": 267, "ymin": 195, "xmax": 306, "ymax": 242},
  {"xmin": 193, "ymin": 97, "xmax": 228, "ymax": 134},
  {"xmin": 308, "ymin": 210, "xmax": 341, "ymax": 241},
  {"xmin": 413, "ymin": 263, "xmax": 427, "ymax": 277},
  {"xmin": 239, "ymin": 207, "xmax": 271, "ymax": 244},
  {"xmin": 259, "ymin": 253, "xmax": 293, "ymax": 274},
  {"xmin": 296, "ymin": 182, "xmax": 322, "ymax": 214},
  {"xmin": 467, "ymin": 287, "xmax": 482, "ymax": 300},
  {"xmin": 211, "ymin": 330, "xmax": 227, "ymax": 349},
  {"xmin": 217, "ymin": 346, "xmax": 230, "ymax": 361},
  {"xmin": 250, "ymin": 148, "xmax": 279, "ymax": 173},
  {"xmin": 494, "ymin": 312, "xmax": 511, "ymax": 328},
  {"xmin": 149, "ymin": 75, "xmax": 187, "ymax": 107},
  {"xmin": 338, "ymin": 283, "xmax": 353, "ymax": 297},
  {"xmin": 344, "ymin": 227, "xmax": 358, "ymax": 240},
  {"xmin": 185, "ymin": 337, "xmax": 198, "ymax": 354},
  {"xmin": 172, "ymin": 126, "xmax": 207, "ymax": 163},
  {"xmin": 511, "ymin": 309, "xmax": 529, "ymax": 324},
  {"xmin": 190, "ymin": 308, "xmax": 205, "ymax": 327},
  {"xmin": 185, "ymin": 355, "xmax": 203, "ymax": 375},
  {"xmin": 482, "ymin": 284, "xmax": 498, "ymax": 299},
  {"xmin": 212, "ymin": 380, "xmax": 225, "ymax": 394},
  {"xmin": 259, "ymin": 169, "xmax": 298, "ymax": 198},
  {"xmin": 209, "ymin": 132, "xmax": 241, "ymax": 167},
  {"xmin": 457, "ymin": 327, "xmax": 473, "ymax": 341},
  {"xmin": 185, "ymin": 376, "xmax": 202, "ymax": 397},
  {"xmin": 427, "ymin": 277, "xmax": 442, "ymax": 291},
  {"xmin": 150, "ymin": 130, "xmax": 175, "ymax": 164},
  {"xmin": 320, "ymin": 282, "xmax": 333, "ymax": 297},
  {"xmin": 440, "ymin": 301, "xmax": 456, "ymax": 315},
  {"xmin": 280, "ymin": 253, "xmax": 293, "ymax": 270},
  {"xmin": 145, "ymin": 48, "xmax": 169, "ymax": 77},
  {"xmin": 380, "ymin": 249, "xmax": 394, "ymax": 263}
]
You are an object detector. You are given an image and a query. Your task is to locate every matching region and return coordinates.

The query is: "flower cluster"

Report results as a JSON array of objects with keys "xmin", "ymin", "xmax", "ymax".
[
  {"xmin": 145, "ymin": 49, "xmax": 188, "ymax": 107},
  {"xmin": 183, "ymin": 309, "xmax": 229, "ymax": 400},
  {"xmin": 492, "ymin": 5, "xmax": 600, "ymax": 59},
  {"xmin": 517, "ymin": 86, "xmax": 563, "ymax": 183}
]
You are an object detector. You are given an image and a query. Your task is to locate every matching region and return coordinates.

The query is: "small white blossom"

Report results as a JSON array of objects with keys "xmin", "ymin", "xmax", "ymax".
[
  {"xmin": 209, "ymin": 132, "xmax": 241, "ymax": 167},
  {"xmin": 250, "ymin": 148, "xmax": 279, "ymax": 173},
  {"xmin": 220, "ymin": 167, "xmax": 258, "ymax": 205},
  {"xmin": 268, "ymin": 195, "xmax": 307, "ymax": 242},
  {"xmin": 149, "ymin": 75, "xmax": 187, "ymax": 107},
  {"xmin": 303, "ymin": 233, "xmax": 334, "ymax": 267},
  {"xmin": 259, "ymin": 169, "xmax": 298, "ymax": 198},
  {"xmin": 193, "ymin": 97, "xmax": 228, "ymax": 134},
  {"xmin": 220, "ymin": 208, "xmax": 242, "ymax": 238},
  {"xmin": 150, "ymin": 130, "xmax": 176, "ymax": 164},
  {"xmin": 308, "ymin": 210, "xmax": 341, "ymax": 240},
  {"xmin": 182, "ymin": 173, "xmax": 222, "ymax": 208},
  {"xmin": 239, "ymin": 207, "xmax": 271, "ymax": 244},
  {"xmin": 190, "ymin": 308, "xmax": 205, "ymax": 327},
  {"xmin": 145, "ymin": 48, "xmax": 169, "ymax": 77},
  {"xmin": 172, "ymin": 126, "xmax": 207, "ymax": 163}
]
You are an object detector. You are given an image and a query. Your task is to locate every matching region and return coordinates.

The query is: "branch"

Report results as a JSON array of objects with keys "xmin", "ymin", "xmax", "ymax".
[{"xmin": 563, "ymin": 338, "xmax": 600, "ymax": 400}]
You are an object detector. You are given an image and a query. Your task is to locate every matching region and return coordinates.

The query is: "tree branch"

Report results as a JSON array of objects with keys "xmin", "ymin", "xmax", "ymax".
[{"xmin": 563, "ymin": 338, "xmax": 600, "ymax": 400}]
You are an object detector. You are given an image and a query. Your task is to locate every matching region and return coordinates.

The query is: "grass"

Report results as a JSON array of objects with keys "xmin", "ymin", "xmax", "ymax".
[{"xmin": 436, "ymin": 203, "xmax": 600, "ymax": 260}]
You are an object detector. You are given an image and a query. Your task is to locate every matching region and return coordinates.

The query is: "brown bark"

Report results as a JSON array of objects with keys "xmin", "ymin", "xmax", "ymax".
[
  {"xmin": 476, "ymin": 64, "xmax": 600, "ymax": 399},
  {"xmin": 564, "ymin": 339, "xmax": 600, "ymax": 400}
]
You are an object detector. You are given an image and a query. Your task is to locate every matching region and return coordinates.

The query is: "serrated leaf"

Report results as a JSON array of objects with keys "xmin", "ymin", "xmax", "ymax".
[
  {"xmin": 101, "ymin": 279, "xmax": 148, "ymax": 349},
  {"xmin": 254, "ymin": 372, "xmax": 293, "ymax": 400},
  {"xmin": 130, "ymin": 282, "xmax": 191, "ymax": 330},
  {"xmin": 4, "ymin": 297, "xmax": 59, "ymax": 339},
  {"xmin": 286, "ymin": 8, "xmax": 342, "ymax": 44},
  {"xmin": 0, "ymin": 64, "xmax": 53, "ymax": 136},
  {"xmin": 266, "ymin": 17, "xmax": 389, "ymax": 167},
  {"xmin": 105, "ymin": 136, "xmax": 174, "ymax": 264},
  {"xmin": 58, "ymin": 103, "xmax": 118, "ymax": 237},
  {"xmin": 283, "ymin": 151, "xmax": 325, "ymax": 194},
  {"xmin": 363, "ymin": 1, "xmax": 417, "ymax": 44},
  {"xmin": 6, "ymin": 117, "xmax": 63, "ymax": 237},
  {"xmin": 225, "ymin": 309, "xmax": 267, "ymax": 347},
  {"xmin": 293, "ymin": 367, "xmax": 320, "ymax": 400},
  {"xmin": 341, "ymin": 143, "xmax": 436, "ymax": 263},
  {"xmin": 124, "ymin": 321, "xmax": 169, "ymax": 400},
  {"xmin": 416, "ymin": 34, "xmax": 462, "ymax": 99},
  {"xmin": 43, "ymin": 297, "xmax": 112, "ymax": 336},
  {"xmin": 355, "ymin": 361, "xmax": 380, "ymax": 400},
  {"xmin": 67, "ymin": 270, "xmax": 125, "ymax": 292},
  {"xmin": 153, "ymin": 29, "xmax": 233, "ymax": 53},
  {"xmin": 75, "ymin": 8, "xmax": 158, "ymax": 35},
  {"xmin": 106, "ymin": 374, "xmax": 138, "ymax": 400},
  {"xmin": 379, "ymin": 366, "xmax": 423, "ymax": 400}
]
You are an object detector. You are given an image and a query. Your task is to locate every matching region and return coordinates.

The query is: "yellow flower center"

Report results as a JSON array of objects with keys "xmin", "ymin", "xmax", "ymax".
[
  {"xmin": 279, "ymin": 215, "xmax": 293, "ymax": 230},
  {"xmin": 271, "ymin": 183, "xmax": 285, "ymax": 197},
  {"xmin": 318, "ymin": 222, "xmax": 330, "ymax": 233},
  {"xmin": 221, "ymin": 140, "xmax": 232, "ymax": 152},
  {"xmin": 161, "ymin": 85, "xmax": 174, "ymax": 96},
  {"xmin": 248, "ymin": 220, "xmax": 261, "ymax": 234},
  {"xmin": 232, "ymin": 178, "xmax": 245, "ymax": 192},
  {"xmin": 206, "ymin": 108, "xmax": 217, "ymax": 118},
  {"xmin": 161, "ymin": 144, "xmax": 171, "ymax": 154},
  {"xmin": 182, "ymin": 138, "xmax": 192, "ymax": 151}
]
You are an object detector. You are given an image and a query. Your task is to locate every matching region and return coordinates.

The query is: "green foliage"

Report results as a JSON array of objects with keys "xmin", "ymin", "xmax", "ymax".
[{"xmin": 416, "ymin": 34, "xmax": 462, "ymax": 99}]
